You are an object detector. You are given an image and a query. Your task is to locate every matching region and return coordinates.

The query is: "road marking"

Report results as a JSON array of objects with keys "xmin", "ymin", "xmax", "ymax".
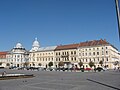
[{"xmin": 87, "ymin": 79, "xmax": 120, "ymax": 90}]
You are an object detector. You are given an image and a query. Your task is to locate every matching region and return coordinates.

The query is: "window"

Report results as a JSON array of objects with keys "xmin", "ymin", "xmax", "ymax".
[
  {"xmin": 56, "ymin": 58, "xmax": 58, "ymax": 61},
  {"xmin": 89, "ymin": 58, "xmax": 91, "ymax": 62},
  {"xmin": 98, "ymin": 58, "xmax": 99, "ymax": 62},
  {"xmin": 74, "ymin": 51, "xmax": 76, "ymax": 55},
  {"xmin": 71, "ymin": 51, "xmax": 73, "ymax": 55},
  {"xmin": 71, "ymin": 57, "xmax": 73, "ymax": 61},
  {"xmin": 65, "ymin": 52, "xmax": 66, "ymax": 55},
  {"xmin": 56, "ymin": 53, "xmax": 58, "ymax": 55},
  {"xmin": 74, "ymin": 57, "xmax": 76, "ymax": 61},
  {"xmin": 97, "ymin": 52, "xmax": 99, "ymax": 55},
  {"xmin": 94, "ymin": 58, "xmax": 95, "ymax": 62},
  {"xmin": 93, "ymin": 52, "xmax": 95, "ymax": 55},
  {"xmin": 62, "ymin": 52, "xmax": 64, "ymax": 55},
  {"xmin": 83, "ymin": 53, "xmax": 84, "ymax": 56},
  {"xmin": 106, "ymin": 47, "xmax": 108, "ymax": 49},
  {"xmin": 102, "ymin": 58, "xmax": 104, "ymax": 61},
  {"xmin": 106, "ymin": 58, "xmax": 108, "ymax": 61},
  {"xmin": 89, "ymin": 52, "xmax": 91, "ymax": 55},
  {"xmin": 79, "ymin": 53, "xmax": 81, "ymax": 56},
  {"xmin": 79, "ymin": 59, "xmax": 81, "ymax": 62},
  {"xmin": 106, "ymin": 51, "xmax": 108, "ymax": 55}
]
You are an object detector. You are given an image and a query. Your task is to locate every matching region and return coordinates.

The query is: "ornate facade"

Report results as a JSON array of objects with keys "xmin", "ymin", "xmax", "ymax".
[
  {"xmin": 6, "ymin": 43, "xmax": 29, "ymax": 68},
  {"xmin": 29, "ymin": 39, "xmax": 120, "ymax": 69},
  {"xmin": 2, "ymin": 38, "xmax": 120, "ymax": 69}
]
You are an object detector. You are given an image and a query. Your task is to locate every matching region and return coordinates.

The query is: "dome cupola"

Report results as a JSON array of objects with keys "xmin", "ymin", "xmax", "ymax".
[
  {"xmin": 30, "ymin": 38, "xmax": 40, "ymax": 51},
  {"xmin": 32, "ymin": 38, "xmax": 40, "ymax": 47},
  {"xmin": 16, "ymin": 43, "xmax": 22, "ymax": 48}
]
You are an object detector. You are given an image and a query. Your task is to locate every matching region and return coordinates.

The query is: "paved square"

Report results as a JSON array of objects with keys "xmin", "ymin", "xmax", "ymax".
[{"xmin": 0, "ymin": 69, "xmax": 120, "ymax": 90}]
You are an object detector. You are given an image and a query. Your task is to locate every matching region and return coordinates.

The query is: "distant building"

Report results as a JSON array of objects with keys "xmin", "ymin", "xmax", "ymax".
[
  {"xmin": 6, "ymin": 43, "xmax": 29, "ymax": 68},
  {"xmin": 0, "ymin": 51, "xmax": 7, "ymax": 67},
  {"xmin": 3, "ymin": 38, "xmax": 120, "ymax": 69},
  {"xmin": 29, "ymin": 39, "xmax": 120, "ymax": 69}
]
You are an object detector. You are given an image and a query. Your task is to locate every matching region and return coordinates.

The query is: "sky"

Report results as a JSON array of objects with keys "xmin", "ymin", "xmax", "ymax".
[{"xmin": 0, "ymin": 0, "xmax": 120, "ymax": 51}]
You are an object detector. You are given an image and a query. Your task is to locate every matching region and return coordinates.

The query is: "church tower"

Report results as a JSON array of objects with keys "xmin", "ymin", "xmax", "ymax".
[{"xmin": 30, "ymin": 38, "xmax": 40, "ymax": 51}]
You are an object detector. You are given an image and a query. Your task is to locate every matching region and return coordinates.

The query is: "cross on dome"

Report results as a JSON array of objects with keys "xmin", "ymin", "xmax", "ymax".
[{"xmin": 35, "ymin": 37, "xmax": 37, "ymax": 41}]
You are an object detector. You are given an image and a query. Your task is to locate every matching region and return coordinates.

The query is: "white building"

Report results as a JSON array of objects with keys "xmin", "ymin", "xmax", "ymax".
[
  {"xmin": 29, "ymin": 39, "xmax": 120, "ymax": 69},
  {"xmin": 29, "ymin": 38, "xmax": 57, "ymax": 68},
  {"xmin": 5, "ymin": 38, "xmax": 120, "ymax": 69},
  {"xmin": 6, "ymin": 43, "xmax": 29, "ymax": 68}
]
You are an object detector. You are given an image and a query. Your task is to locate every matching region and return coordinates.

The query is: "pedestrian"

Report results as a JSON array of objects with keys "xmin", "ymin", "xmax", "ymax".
[{"xmin": 2, "ymin": 71, "xmax": 6, "ymax": 77}]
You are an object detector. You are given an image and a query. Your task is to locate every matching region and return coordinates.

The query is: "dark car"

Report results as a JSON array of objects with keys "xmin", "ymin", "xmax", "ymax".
[
  {"xmin": 9, "ymin": 66, "xmax": 17, "ymax": 69},
  {"xmin": 95, "ymin": 67, "xmax": 105, "ymax": 72}
]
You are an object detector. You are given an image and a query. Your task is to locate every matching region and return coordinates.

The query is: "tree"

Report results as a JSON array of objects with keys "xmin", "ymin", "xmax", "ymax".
[
  {"xmin": 0, "ymin": 62, "xmax": 2, "ymax": 66},
  {"xmin": 89, "ymin": 61, "xmax": 94, "ymax": 68},
  {"xmin": 99, "ymin": 60, "xmax": 103, "ymax": 66},
  {"xmin": 38, "ymin": 63, "xmax": 42, "ymax": 66},
  {"xmin": 6, "ymin": 63, "xmax": 10, "ymax": 66},
  {"xmin": 78, "ymin": 61, "xmax": 83, "ymax": 68},
  {"xmin": 114, "ymin": 61, "xmax": 119, "ymax": 66},
  {"xmin": 48, "ymin": 62, "xmax": 53, "ymax": 67},
  {"xmin": 58, "ymin": 61, "xmax": 64, "ymax": 67},
  {"xmin": 24, "ymin": 62, "xmax": 29, "ymax": 67}
]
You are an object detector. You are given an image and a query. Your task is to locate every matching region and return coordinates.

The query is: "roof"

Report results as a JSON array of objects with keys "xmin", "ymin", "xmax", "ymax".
[
  {"xmin": 55, "ymin": 39, "xmax": 110, "ymax": 50},
  {"xmin": 38, "ymin": 46, "xmax": 57, "ymax": 52},
  {"xmin": 0, "ymin": 52, "xmax": 8, "ymax": 55},
  {"xmin": 55, "ymin": 43, "xmax": 79, "ymax": 50},
  {"xmin": 79, "ymin": 39, "xmax": 109, "ymax": 47}
]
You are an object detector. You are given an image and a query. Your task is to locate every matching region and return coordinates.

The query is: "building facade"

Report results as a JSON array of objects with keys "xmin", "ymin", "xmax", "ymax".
[
  {"xmin": 6, "ymin": 43, "xmax": 29, "ymax": 68},
  {"xmin": 3, "ymin": 38, "xmax": 120, "ymax": 69},
  {"xmin": 29, "ymin": 39, "xmax": 120, "ymax": 69},
  {"xmin": 0, "ymin": 52, "xmax": 7, "ymax": 67}
]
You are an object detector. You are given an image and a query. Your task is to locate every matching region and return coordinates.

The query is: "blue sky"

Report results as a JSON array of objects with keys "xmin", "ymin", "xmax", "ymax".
[{"xmin": 0, "ymin": 0, "xmax": 120, "ymax": 51}]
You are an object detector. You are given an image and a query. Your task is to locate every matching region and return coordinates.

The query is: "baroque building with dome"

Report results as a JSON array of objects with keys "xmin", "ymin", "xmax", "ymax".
[
  {"xmin": 1, "ymin": 38, "xmax": 119, "ymax": 69},
  {"xmin": 29, "ymin": 38, "xmax": 120, "ymax": 69},
  {"xmin": 6, "ymin": 43, "xmax": 29, "ymax": 68}
]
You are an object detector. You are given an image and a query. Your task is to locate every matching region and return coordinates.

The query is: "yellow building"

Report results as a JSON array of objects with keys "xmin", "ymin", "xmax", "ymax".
[{"xmin": 29, "ymin": 39, "xmax": 120, "ymax": 69}]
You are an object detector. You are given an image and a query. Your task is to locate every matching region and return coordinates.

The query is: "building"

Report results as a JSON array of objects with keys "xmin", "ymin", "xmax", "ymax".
[
  {"xmin": 6, "ymin": 43, "xmax": 29, "ymax": 68},
  {"xmin": 29, "ymin": 39, "xmax": 120, "ymax": 69},
  {"xmin": 77, "ymin": 39, "xmax": 120, "ymax": 69},
  {"xmin": 29, "ymin": 46, "xmax": 57, "ymax": 68},
  {"xmin": 0, "ymin": 51, "xmax": 8, "ymax": 67},
  {"xmin": 4, "ymin": 38, "xmax": 120, "ymax": 69},
  {"xmin": 54, "ymin": 43, "xmax": 79, "ymax": 68},
  {"xmin": 29, "ymin": 38, "xmax": 57, "ymax": 68}
]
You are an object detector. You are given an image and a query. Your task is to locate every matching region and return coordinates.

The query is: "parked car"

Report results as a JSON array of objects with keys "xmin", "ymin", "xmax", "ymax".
[
  {"xmin": 9, "ymin": 66, "xmax": 17, "ymax": 69},
  {"xmin": 85, "ymin": 68, "xmax": 92, "ymax": 71},
  {"xmin": 94, "ymin": 67, "xmax": 105, "ymax": 72},
  {"xmin": 26, "ymin": 67, "xmax": 39, "ymax": 70}
]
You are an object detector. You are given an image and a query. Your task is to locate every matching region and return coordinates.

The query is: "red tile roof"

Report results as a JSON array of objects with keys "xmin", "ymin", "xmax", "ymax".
[
  {"xmin": 79, "ymin": 39, "xmax": 109, "ymax": 47},
  {"xmin": 55, "ymin": 43, "xmax": 79, "ymax": 50},
  {"xmin": 0, "ymin": 52, "xmax": 8, "ymax": 55},
  {"xmin": 55, "ymin": 39, "xmax": 109, "ymax": 50}
]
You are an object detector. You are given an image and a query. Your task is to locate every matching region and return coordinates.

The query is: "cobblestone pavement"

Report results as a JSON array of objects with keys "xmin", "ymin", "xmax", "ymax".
[{"xmin": 0, "ymin": 69, "xmax": 120, "ymax": 90}]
